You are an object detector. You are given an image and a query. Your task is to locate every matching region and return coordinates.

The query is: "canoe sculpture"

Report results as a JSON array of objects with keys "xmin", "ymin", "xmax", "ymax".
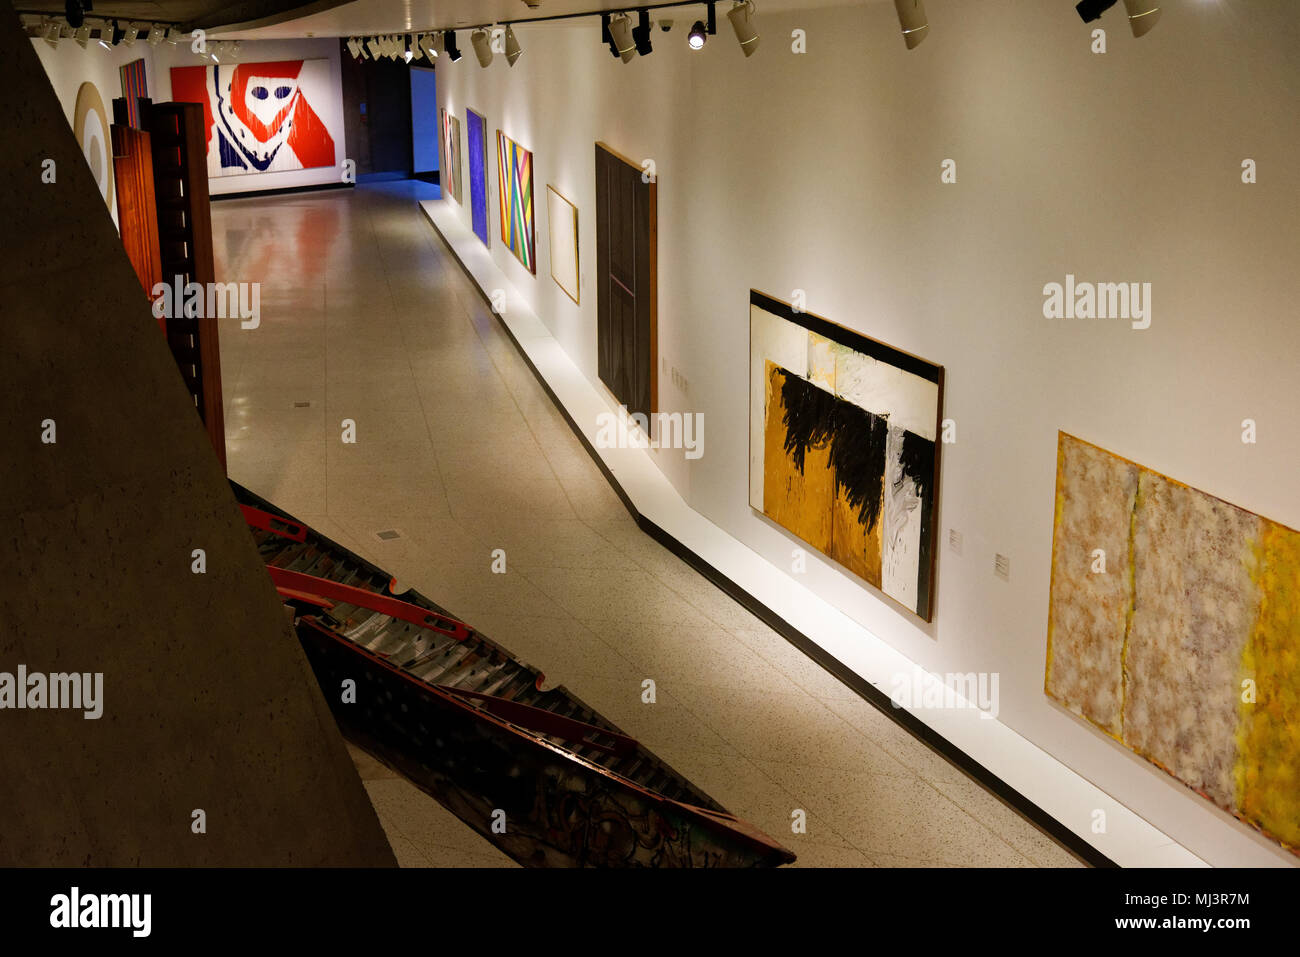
[{"xmin": 233, "ymin": 482, "xmax": 796, "ymax": 868}]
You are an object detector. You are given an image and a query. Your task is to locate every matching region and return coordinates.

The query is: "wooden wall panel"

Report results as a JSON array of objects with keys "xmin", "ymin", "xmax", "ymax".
[
  {"xmin": 595, "ymin": 142, "xmax": 656, "ymax": 421},
  {"xmin": 142, "ymin": 101, "xmax": 226, "ymax": 471},
  {"xmin": 111, "ymin": 124, "xmax": 163, "ymax": 320}
]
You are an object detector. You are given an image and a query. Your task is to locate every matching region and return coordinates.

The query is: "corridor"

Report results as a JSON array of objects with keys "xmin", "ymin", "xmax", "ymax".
[{"xmin": 214, "ymin": 181, "xmax": 1081, "ymax": 868}]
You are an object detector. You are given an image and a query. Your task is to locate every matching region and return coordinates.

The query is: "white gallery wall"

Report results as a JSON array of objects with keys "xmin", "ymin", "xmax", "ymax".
[
  {"xmin": 33, "ymin": 35, "xmax": 346, "ymax": 198},
  {"xmin": 150, "ymin": 37, "xmax": 346, "ymax": 195},
  {"xmin": 436, "ymin": 0, "xmax": 1300, "ymax": 866},
  {"xmin": 32, "ymin": 35, "xmax": 158, "ymax": 230}
]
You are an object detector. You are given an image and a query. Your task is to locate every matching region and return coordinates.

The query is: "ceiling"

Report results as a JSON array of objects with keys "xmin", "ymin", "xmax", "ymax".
[
  {"xmin": 13, "ymin": 0, "xmax": 339, "ymax": 31},
  {"xmin": 211, "ymin": 0, "xmax": 874, "ymax": 39},
  {"xmin": 15, "ymin": 0, "xmax": 879, "ymax": 38}
]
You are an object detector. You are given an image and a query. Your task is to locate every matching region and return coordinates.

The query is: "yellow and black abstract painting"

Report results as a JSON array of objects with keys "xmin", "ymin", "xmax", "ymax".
[
  {"xmin": 1046, "ymin": 432, "xmax": 1300, "ymax": 855},
  {"xmin": 749, "ymin": 291, "xmax": 943, "ymax": 621}
]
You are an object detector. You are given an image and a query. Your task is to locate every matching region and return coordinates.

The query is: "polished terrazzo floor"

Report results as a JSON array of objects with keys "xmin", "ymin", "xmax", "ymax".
[{"xmin": 213, "ymin": 180, "xmax": 1083, "ymax": 868}]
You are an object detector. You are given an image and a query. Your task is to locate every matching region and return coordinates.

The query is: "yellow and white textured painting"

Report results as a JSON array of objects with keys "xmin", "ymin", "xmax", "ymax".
[{"xmin": 1046, "ymin": 432, "xmax": 1300, "ymax": 854}]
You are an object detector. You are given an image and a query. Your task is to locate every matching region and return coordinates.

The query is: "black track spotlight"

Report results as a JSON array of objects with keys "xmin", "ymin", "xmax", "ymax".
[
  {"xmin": 1075, "ymin": 0, "xmax": 1118, "ymax": 23},
  {"xmin": 894, "ymin": 0, "xmax": 928, "ymax": 49},
  {"xmin": 688, "ymin": 1, "xmax": 716, "ymax": 49},
  {"xmin": 445, "ymin": 30, "xmax": 463, "ymax": 61},
  {"xmin": 632, "ymin": 9, "xmax": 653, "ymax": 56},
  {"xmin": 727, "ymin": 0, "xmax": 758, "ymax": 56},
  {"xmin": 64, "ymin": 0, "xmax": 84, "ymax": 29},
  {"xmin": 688, "ymin": 20, "xmax": 707, "ymax": 50}
]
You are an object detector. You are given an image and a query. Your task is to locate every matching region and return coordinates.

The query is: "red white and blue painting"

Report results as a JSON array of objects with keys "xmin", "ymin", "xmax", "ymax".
[{"xmin": 170, "ymin": 60, "xmax": 337, "ymax": 177}]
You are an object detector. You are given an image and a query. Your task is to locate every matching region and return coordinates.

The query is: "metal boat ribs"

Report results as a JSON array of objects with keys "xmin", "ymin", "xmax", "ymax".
[{"xmin": 233, "ymin": 481, "xmax": 796, "ymax": 868}]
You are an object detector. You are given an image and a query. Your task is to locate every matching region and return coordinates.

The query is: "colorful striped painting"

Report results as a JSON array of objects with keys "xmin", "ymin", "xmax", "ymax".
[
  {"xmin": 119, "ymin": 58, "xmax": 147, "ymax": 129},
  {"xmin": 439, "ymin": 109, "xmax": 461, "ymax": 204},
  {"xmin": 466, "ymin": 109, "xmax": 489, "ymax": 247},
  {"xmin": 1046, "ymin": 432, "xmax": 1300, "ymax": 856},
  {"xmin": 496, "ymin": 131, "xmax": 535, "ymax": 274}
]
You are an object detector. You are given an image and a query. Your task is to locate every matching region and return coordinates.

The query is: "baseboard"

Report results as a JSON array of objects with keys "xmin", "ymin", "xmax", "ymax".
[{"xmin": 211, "ymin": 182, "xmax": 354, "ymax": 202}]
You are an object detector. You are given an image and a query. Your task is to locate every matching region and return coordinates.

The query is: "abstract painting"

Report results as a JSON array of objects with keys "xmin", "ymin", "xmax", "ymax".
[
  {"xmin": 1046, "ymin": 432, "xmax": 1300, "ymax": 855},
  {"xmin": 497, "ymin": 131, "xmax": 535, "ymax": 274},
  {"xmin": 119, "ymin": 58, "xmax": 148, "ymax": 130},
  {"xmin": 440, "ymin": 109, "xmax": 462, "ymax": 204},
  {"xmin": 547, "ymin": 185, "xmax": 579, "ymax": 304},
  {"xmin": 170, "ymin": 60, "xmax": 337, "ymax": 177},
  {"xmin": 595, "ymin": 142, "xmax": 655, "ymax": 420},
  {"xmin": 466, "ymin": 108, "xmax": 489, "ymax": 246},
  {"xmin": 749, "ymin": 291, "xmax": 943, "ymax": 621},
  {"xmin": 73, "ymin": 82, "xmax": 114, "ymax": 215}
]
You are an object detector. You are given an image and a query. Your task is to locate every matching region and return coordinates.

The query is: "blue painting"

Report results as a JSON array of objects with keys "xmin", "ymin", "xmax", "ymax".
[{"xmin": 467, "ymin": 108, "xmax": 489, "ymax": 247}]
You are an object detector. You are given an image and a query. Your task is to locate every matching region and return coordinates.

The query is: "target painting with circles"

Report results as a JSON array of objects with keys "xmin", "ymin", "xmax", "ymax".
[{"xmin": 74, "ymin": 82, "xmax": 114, "ymax": 216}]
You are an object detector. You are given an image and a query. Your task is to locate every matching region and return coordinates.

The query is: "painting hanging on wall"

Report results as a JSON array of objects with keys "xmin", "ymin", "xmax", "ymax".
[
  {"xmin": 169, "ymin": 60, "xmax": 337, "ymax": 177},
  {"xmin": 1046, "ymin": 432, "xmax": 1300, "ymax": 856},
  {"xmin": 595, "ymin": 142, "xmax": 656, "ymax": 421},
  {"xmin": 496, "ymin": 131, "xmax": 535, "ymax": 274},
  {"xmin": 73, "ymin": 82, "xmax": 114, "ymax": 216},
  {"xmin": 547, "ymin": 185, "xmax": 579, "ymax": 304},
  {"xmin": 466, "ymin": 108, "xmax": 489, "ymax": 246},
  {"xmin": 440, "ymin": 108, "xmax": 462, "ymax": 204},
  {"xmin": 748, "ymin": 291, "xmax": 943, "ymax": 621},
  {"xmin": 119, "ymin": 58, "xmax": 148, "ymax": 130}
]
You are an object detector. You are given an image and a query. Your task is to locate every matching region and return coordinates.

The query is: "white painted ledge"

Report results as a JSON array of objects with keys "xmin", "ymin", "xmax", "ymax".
[{"xmin": 419, "ymin": 197, "xmax": 1204, "ymax": 869}]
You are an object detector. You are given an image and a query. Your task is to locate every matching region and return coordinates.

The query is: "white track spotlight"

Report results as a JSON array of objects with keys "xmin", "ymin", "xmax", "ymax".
[
  {"xmin": 893, "ymin": 0, "xmax": 928, "ymax": 49},
  {"xmin": 123, "ymin": 22, "xmax": 138, "ymax": 44},
  {"xmin": 165, "ymin": 27, "xmax": 185, "ymax": 44},
  {"xmin": 417, "ymin": 33, "xmax": 436, "ymax": 58},
  {"xmin": 146, "ymin": 23, "xmax": 164, "ymax": 45},
  {"xmin": 470, "ymin": 28, "xmax": 493, "ymax": 66},
  {"xmin": 1122, "ymin": 0, "xmax": 1161, "ymax": 37},
  {"xmin": 366, "ymin": 36, "xmax": 382, "ymax": 58},
  {"xmin": 346, "ymin": 36, "xmax": 360, "ymax": 58},
  {"xmin": 74, "ymin": 23, "xmax": 91, "ymax": 47},
  {"xmin": 505, "ymin": 24, "xmax": 523, "ymax": 65},
  {"xmin": 98, "ymin": 21, "xmax": 115, "ymax": 48},
  {"xmin": 42, "ymin": 19, "xmax": 60, "ymax": 46},
  {"xmin": 727, "ymin": 0, "xmax": 758, "ymax": 56},
  {"xmin": 608, "ymin": 13, "xmax": 636, "ymax": 62},
  {"xmin": 431, "ymin": 31, "xmax": 446, "ymax": 57}
]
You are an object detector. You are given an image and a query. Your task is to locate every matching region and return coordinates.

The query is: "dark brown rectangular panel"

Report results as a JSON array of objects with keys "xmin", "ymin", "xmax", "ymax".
[
  {"xmin": 141, "ymin": 100, "xmax": 226, "ymax": 471},
  {"xmin": 595, "ymin": 142, "xmax": 656, "ymax": 420}
]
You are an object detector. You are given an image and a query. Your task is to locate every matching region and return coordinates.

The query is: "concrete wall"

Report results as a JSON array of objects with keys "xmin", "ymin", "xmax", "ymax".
[
  {"xmin": 1, "ymin": 7, "xmax": 394, "ymax": 866},
  {"xmin": 436, "ymin": 1, "xmax": 1300, "ymax": 865}
]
